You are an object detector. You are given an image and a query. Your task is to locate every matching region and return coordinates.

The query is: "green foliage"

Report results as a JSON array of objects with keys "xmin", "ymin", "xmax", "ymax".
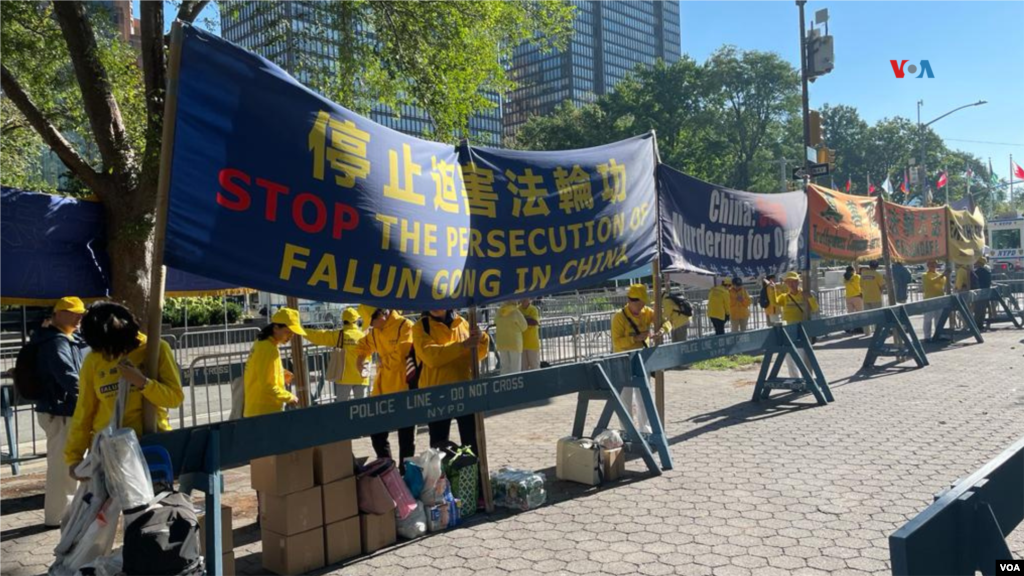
[
  {"xmin": 511, "ymin": 48, "xmax": 801, "ymax": 192},
  {"xmin": 690, "ymin": 354, "xmax": 762, "ymax": 371},
  {"xmin": 163, "ymin": 297, "xmax": 243, "ymax": 327}
]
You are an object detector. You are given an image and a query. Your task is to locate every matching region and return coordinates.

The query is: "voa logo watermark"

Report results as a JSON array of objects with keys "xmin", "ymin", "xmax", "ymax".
[{"xmin": 890, "ymin": 59, "xmax": 935, "ymax": 78}]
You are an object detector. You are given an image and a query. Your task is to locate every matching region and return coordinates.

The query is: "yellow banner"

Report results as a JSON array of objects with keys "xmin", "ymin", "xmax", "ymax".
[
  {"xmin": 808, "ymin": 184, "xmax": 882, "ymax": 261},
  {"xmin": 882, "ymin": 201, "xmax": 947, "ymax": 263},
  {"xmin": 947, "ymin": 206, "xmax": 986, "ymax": 265}
]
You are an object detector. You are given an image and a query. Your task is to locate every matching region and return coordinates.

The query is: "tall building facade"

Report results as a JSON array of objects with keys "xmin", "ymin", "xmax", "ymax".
[
  {"xmin": 504, "ymin": 0, "xmax": 681, "ymax": 138},
  {"xmin": 220, "ymin": 2, "xmax": 502, "ymax": 147}
]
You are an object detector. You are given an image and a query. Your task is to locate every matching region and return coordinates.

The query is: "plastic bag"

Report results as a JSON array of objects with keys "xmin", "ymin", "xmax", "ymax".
[
  {"xmin": 491, "ymin": 467, "xmax": 547, "ymax": 511},
  {"xmin": 403, "ymin": 460, "xmax": 424, "ymax": 497},
  {"xmin": 395, "ymin": 500, "xmax": 427, "ymax": 540},
  {"xmin": 414, "ymin": 449, "xmax": 444, "ymax": 501},
  {"xmin": 595, "ymin": 430, "xmax": 624, "ymax": 450},
  {"xmin": 100, "ymin": 428, "xmax": 154, "ymax": 511},
  {"xmin": 51, "ymin": 498, "xmax": 122, "ymax": 576},
  {"xmin": 76, "ymin": 550, "xmax": 123, "ymax": 576}
]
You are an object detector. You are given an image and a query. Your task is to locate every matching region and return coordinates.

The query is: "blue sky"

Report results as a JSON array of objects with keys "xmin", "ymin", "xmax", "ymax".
[
  {"xmin": 681, "ymin": 1, "xmax": 1024, "ymax": 181},
  {"xmin": 149, "ymin": 1, "xmax": 1023, "ymax": 180}
]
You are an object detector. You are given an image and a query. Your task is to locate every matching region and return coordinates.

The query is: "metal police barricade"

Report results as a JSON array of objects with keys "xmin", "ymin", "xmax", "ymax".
[
  {"xmin": 890, "ymin": 435, "xmax": 1024, "ymax": 576},
  {"xmin": 140, "ymin": 354, "xmax": 668, "ymax": 575}
]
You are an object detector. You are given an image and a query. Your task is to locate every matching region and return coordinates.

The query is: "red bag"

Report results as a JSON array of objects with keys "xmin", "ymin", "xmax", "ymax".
[{"xmin": 356, "ymin": 459, "xmax": 397, "ymax": 515}]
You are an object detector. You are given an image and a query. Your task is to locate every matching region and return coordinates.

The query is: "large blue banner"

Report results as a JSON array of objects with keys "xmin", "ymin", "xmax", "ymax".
[
  {"xmin": 658, "ymin": 166, "xmax": 807, "ymax": 278},
  {"xmin": 1, "ymin": 187, "xmax": 248, "ymax": 304},
  {"xmin": 164, "ymin": 25, "xmax": 657, "ymax": 309}
]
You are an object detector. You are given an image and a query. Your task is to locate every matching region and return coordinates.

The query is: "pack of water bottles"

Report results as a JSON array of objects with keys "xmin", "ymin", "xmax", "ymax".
[{"xmin": 490, "ymin": 467, "xmax": 546, "ymax": 511}]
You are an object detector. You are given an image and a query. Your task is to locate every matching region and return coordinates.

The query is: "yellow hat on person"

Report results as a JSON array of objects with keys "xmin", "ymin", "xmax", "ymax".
[
  {"xmin": 271, "ymin": 307, "xmax": 306, "ymax": 336},
  {"xmin": 626, "ymin": 284, "xmax": 649, "ymax": 304},
  {"xmin": 342, "ymin": 307, "xmax": 360, "ymax": 324},
  {"xmin": 54, "ymin": 296, "xmax": 86, "ymax": 314},
  {"xmin": 721, "ymin": 277, "xmax": 732, "ymax": 286},
  {"xmin": 976, "ymin": 256, "xmax": 988, "ymax": 265},
  {"xmin": 783, "ymin": 271, "xmax": 801, "ymax": 281},
  {"xmin": 357, "ymin": 304, "xmax": 378, "ymax": 327}
]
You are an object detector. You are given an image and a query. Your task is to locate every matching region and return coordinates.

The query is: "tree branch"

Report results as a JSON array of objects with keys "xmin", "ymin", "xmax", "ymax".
[
  {"xmin": 177, "ymin": 0, "xmax": 211, "ymax": 24},
  {"xmin": 1, "ymin": 64, "xmax": 105, "ymax": 192},
  {"xmin": 52, "ymin": 0, "xmax": 136, "ymax": 188}
]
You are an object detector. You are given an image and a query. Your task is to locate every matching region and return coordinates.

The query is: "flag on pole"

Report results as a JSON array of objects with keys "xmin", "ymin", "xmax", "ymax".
[
  {"xmin": 869, "ymin": 181, "xmax": 876, "ymax": 195},
  {"xmin": 882, "ymin": 175, "xmax": 893, "ymax": 195},
  {"xmin": 899, "ymin": 168, "xmax": 908, "ymax": 194},
  {"xmin": 936, "ymin": 171, "xmax": 948, "ymax": 188},
  {"xmin": 1014, "ymin": 161, "xmax": 1024, "ymax": 180},
  {"xmin": 845, "ymin": 177, "xmax": 851, "ymax": 192},
  {"xmin": 965, "ymin": 167, "xmax": 973, "ymax": 179}
]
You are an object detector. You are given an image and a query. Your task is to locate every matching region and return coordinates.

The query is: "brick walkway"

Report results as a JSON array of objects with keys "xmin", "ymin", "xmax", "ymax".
[{"xmin": 3, "ymin": 322, "xmax": 1023, "ymax": 576}]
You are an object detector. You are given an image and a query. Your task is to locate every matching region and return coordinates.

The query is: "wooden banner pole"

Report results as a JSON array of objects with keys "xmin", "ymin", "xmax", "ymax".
[
  {"xmin": 143, "ymin": 21, "xmax": 184, "ymax": 433},
  {"xmin": 468, "ymin": 305, "xmax": 494, "ymax": 513},
  {"xmin": 650, "ymin": 130, "xmax": 666, "ymax": 421},
  {"xmin": 286, "ymin": 295, "xmax": 310, "ymax": 408}
]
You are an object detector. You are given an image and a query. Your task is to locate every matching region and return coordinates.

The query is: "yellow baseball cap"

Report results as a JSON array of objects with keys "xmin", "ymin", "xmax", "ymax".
[
  {"xmin": 721, "ymin": 277, "xmax": 732, "ymax": 286},
  {"xmin": 54, "ymin": 296, "xmax": 86, "ymax": 314},
  {"xmin": 783, "ymin": 271, "xmax": 802, "ymax": 281},
  {"xmin": 271, "ymin": 307, "xmax": 306, "ymax": 336},
  {"xmin": 342, "ymin": 307, "xmax": 359, "ymax": 324},
  {"xmin": 626, "ymin": 284, "xmax": 649, "ymax": 304},
  {"xmin": 357, "ymin": 304, "xmax": 378, "ymax": 327}
]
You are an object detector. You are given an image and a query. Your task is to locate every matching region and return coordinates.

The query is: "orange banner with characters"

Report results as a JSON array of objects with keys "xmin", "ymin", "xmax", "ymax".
[
  {"xmin": 881, "ymin": 201, "xmax": 947, "ymax": 263},
  {"xmin": 807, "ymin": 184, "xmax": 882, "ymax": 261}
]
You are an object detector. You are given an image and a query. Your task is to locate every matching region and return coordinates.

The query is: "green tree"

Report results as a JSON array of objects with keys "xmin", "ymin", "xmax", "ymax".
[{"xmin": 1, "ymin": 0, "xmax": 572, "ymax": 314}]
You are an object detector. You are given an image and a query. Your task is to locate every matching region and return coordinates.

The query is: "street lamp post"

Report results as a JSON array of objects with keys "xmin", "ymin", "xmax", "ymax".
[{"xmin": 917, "ymin": 99, "xmax": 987, "ymax": 205}]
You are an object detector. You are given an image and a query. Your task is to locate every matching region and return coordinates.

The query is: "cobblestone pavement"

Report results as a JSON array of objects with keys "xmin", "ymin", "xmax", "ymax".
[{"xmin": 3, "ymin": 322, "xmax": 1023, "ymax": 576}]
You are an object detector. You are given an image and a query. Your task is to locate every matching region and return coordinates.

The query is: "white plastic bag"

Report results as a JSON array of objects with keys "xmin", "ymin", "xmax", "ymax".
[
  {"xmin": 395, "ymin": 500, "xmax": 427, "ymax": 540},
  {"xmin": 76, "ymin": 550, "xmax": 123, "ymax": 576},
  {"xmin": 595, "ymin": 429, "xmax": 624, "ymax": 450},
  {"xmin": 51, "ymin": 497, "xmax": 121, "ymax": 576},
  {"xmin": 100, "ymin": 428, "xmax": 154, "ymax": 511},
  {"xmin": 408, "ymin": 449, "xmax": 444, "ymax": 505}
]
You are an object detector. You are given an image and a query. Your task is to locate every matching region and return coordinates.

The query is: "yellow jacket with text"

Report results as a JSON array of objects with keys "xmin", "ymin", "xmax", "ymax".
[
  {"xmin": 355, "ymin": 311, "xmax": 414, "ymax": 397},
  {"xmin": 243, "ymin": 339, "xmax": 294, "ymax": 418},
  {"xmin": 922, "ymin": 271, "xmax": 946, "ymax": 299},
  {"xmin": 729, "ymin": 288, "xmax": 751, "ymax": 321},
  {"xmin": 521, "ymin": 305, "xmax": 541, "ymax": 351},
  {"xmin": 775, "ymin": 290, "xmax": 819, "ymax": 324},
  {"xmin": 707, "ymin": 285, "xmax": 730, "ymax": 321},
  {"xmin": 412, "ymin": 314, "xmax": 490, "ymax": 388},
  {"xmin": 305, "ymin": 326, "xmax": 369, "ymax": 386},
  {"xmin": 65, "ymin": 335, "xmax": 183, "ymax": 465},
  {"xmin": 494, "ymin": 303, "xmax": 528, "ymax": 352},
  {"xmin": 844, "ymin": 274, "xmax": 862, "ymax": 299},
  {"xmin": 860, "ymin": 269, "xmax": 885, "ymax": 304}
]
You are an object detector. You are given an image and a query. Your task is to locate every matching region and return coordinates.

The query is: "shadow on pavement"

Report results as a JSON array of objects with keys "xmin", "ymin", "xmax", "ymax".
[
  {"xmin": 0, "ymin": 493, "xmax": 42, "ymax": 516},
  {"xmin": 664, "ymin": 393, "xmax": 818, "ymax": 446},
  {"xmin": 1, "ymin": 522, "xmax": 53, "ymax": 543}
]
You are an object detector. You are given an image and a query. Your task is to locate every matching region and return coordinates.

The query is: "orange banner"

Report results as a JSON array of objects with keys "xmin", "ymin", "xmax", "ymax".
[
  {"xmin": 881, "ymin": 201, "xmax": 947, "ymax": 263},
  {"xmin": 807, "ymin": 184, "xmax": 882, "ymax": 261}
]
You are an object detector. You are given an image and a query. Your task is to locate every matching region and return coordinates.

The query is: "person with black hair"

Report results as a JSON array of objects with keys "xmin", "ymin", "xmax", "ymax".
[
  {"xmin": 243, "ymin": 308, "xmax": 303, "ymax": 417},
  {"xmin": 412, "ymin": 309, "xmax": 489, "ymax": 452},
  {"xmin": 65, "ymin": 302, "xmax": 183, "ymax": 480}
]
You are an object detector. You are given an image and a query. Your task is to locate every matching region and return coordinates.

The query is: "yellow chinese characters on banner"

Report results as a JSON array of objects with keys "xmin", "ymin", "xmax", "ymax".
[
  {"xmin": 947, "ymin": 206, "xmax": 986, "ymax": 265},
  {"xmin": 881, "ymin": 201, "xmax": 947, "ymax": 263},
  {"xmin": 807, "ymin": 184, "xmax": 882, "ymax": 261}
]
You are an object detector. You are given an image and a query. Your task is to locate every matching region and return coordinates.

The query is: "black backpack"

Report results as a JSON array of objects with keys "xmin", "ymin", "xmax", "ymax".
[
  {"xmin": 758, "ymin": 285, "xmax": 771, "ymax": 309},
  {"xmin": 12, "ymin": 341, "xmax": 44, "ymax": 401},
  {"xmin": 667, "ymin": 294, "xmax": 693, "ymax": 317},
  {"xmin": 122, "ymin": 492, "xmax": 203, "ymax": 576}
]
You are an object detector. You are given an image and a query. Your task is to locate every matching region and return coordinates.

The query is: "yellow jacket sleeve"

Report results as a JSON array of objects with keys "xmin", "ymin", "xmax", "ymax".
[
  {"xmin": 247, "ymin": 341, "xmax": 293, "ymax": 406},
  {"xmin": 611, "ymin": 313, "xmax": 635, "ymax": 352},
  {"xmin": 809, "ymin": 295, "xmax": 820, "ymax": 314},
  {"xmin": 65, "ymin": 354, "xmax": 98, "ymax": 465},
  {"xmin": 141, "ymin": 340, "xmax": 184, "ymax": 409},
  {"xmin": 414, "ymin": 323, "xmax": 469, "ymax": 369},
  {"xmin": 304, "ymin": 328, "xmax": 343, "ymax": 348}
]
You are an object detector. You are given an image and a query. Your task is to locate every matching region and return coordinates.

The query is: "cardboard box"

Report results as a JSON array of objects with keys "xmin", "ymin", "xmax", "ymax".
[
  {"xmin": 197, "ymin": 504, "xmax": 234, "ymax": 554},
  {"xmin": 220, "ymin": 552, "xmax": 236, "ymax": 576},
  {"xmin": 261, "ymin": 526, "xmax": 325, "ymax": 575},
  {"xmin": 324, "ymin": 516, "xmax": 361, "ymax": 565},
  {"xmin": 359, "ymin": 512, "xmax": 396, "ymax": 554},
  {"xmin": 556, "ymin": 437, "xmax": 600, "ymax": 486},
  {"xmin": 322, "ymin": 476, "xmax": 358, "ymax": 525},
  {"xmin": 259, "ymin": 486, "xmax": 323, "ymax": 536},
  {"xmin": 314, "ymin": 440, "xmax": 354, "ymax": 484},
  {"xmin": 250, "ymin": 448, "xmax": 314, "ymax": 496},
  {"xmin": 602, "ymin": 447, "xmax": 625, "ymax": 482}
]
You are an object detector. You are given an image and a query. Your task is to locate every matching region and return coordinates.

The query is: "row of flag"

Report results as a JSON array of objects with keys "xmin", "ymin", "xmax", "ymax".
[{"xmin": 839, "ymin": 160, "xmax": 1024, "ymax": 196}]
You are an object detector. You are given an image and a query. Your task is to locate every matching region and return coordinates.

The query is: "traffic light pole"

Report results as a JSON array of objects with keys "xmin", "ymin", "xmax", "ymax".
[{"xmin": 798, "ymin": 0, "xmax": 814, "ymax": 321}]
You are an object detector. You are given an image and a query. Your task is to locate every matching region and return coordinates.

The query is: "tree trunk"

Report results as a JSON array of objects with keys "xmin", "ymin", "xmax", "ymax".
[{"xmin": 102, "ymin": 188, "xmax": 155, "ymax": 319}]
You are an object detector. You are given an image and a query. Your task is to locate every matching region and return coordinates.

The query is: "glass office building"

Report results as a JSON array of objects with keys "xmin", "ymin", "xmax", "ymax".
[
  {"xmin": 221, "ymin": 2, "xmax": 503, "ymax": 146},
  {"xmin": 504, "ymin": 0, "xmax": 681, "ymax": 138}
]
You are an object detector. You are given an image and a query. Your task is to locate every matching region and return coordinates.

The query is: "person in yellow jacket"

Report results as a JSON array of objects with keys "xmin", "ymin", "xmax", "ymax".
[
  {"xmin": 494, "ymin": 301, "xmax": 527, "ymax": 375},
  {"xmin": 519, "ymin": 299, "xmax": 541, "ymax": 371},
  {"xmin": 707, "ymin": 278, "xmax": 731, "ymax": 335},
  {"xmin": 412, "ymin": 309, "xmax": 489, "ymax": 451},
  {"xmin": 243, "ymin": 308, "xmax": 303, "ymax": 418},
  {"xmin": 859, "ymin": 260, "xmax": 886, "ymax": 335},
  {"xmin": 304, "ymin": 308, "xmax": 369, "ymax": 401},
  {"xmin": 774, "ymin": 272, "xmax": 819, "ymax": 378},
  {"xmin": 843, "ymin": 265, "xmax": 863, "ymax": 314},
  {"xmin": 662, "ymin": 291, "xmax": 691, "ymax": 342},
  {"xmin": 728, "ymin": 277, "xmax": 751, "ymax": 333},
  {"xmin": 761, "ymin": 274, "xmax": 782, "ymax": 326},
  {"xmin": 921, "ymin": 260, "xmax": 948, "ymax": 341},
  {"xmin": 65, "ymin": 302, "xmax": 183, "ymax": 479},
  {"xmin": 355, "ymin": 305, "xmax": 416, "ymax": 465},
  {"xmin": 611, "ymin": 285, "xmax": 668, "ymax": 435}
]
